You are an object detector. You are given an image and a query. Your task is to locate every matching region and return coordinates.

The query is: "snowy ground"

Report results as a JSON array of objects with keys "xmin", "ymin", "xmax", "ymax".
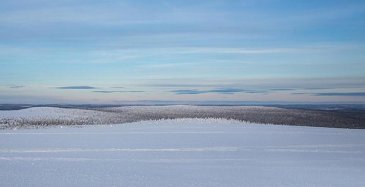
[{"xmin": 1, "ymin": 118, "xmax": 364, "ymax": 186}]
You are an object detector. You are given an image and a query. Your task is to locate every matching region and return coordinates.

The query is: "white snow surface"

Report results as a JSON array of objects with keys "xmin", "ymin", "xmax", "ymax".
[{"xmin": 0, "ymin": 118, "xmax": 365, "ymax": 187}]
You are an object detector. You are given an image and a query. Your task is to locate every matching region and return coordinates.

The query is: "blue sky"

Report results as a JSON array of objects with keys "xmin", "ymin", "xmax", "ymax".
[{"xmin": 0, "ymin": 0, "xmax": 365, "ymax": 104}]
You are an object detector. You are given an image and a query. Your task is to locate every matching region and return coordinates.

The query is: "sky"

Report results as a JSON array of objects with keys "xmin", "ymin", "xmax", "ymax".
[{"xmin": 0, "ymin": 0, "xmax": 365, "ymax": 104}]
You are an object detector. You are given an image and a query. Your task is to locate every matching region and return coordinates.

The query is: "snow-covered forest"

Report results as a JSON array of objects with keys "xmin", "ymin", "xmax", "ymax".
[{"xmin": 1, "ymin": 106, "xmax": 364, "ymax": 129}]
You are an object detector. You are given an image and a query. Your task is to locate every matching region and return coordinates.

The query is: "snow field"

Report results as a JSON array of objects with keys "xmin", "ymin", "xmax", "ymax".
[{"xmin": 0, "ymin": 118, "xmax": 365, "ymax": 186}]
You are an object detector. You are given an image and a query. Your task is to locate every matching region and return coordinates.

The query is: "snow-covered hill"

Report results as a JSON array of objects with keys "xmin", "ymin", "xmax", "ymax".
[
  {"xmin": 1, "ymin": 106, "xmax": 364, "ymax": 129},
  {"xmin": 1, "ymin": 118, "xmax": 364, "ymax": 186},
  {"xmin": 0, "ymin": 107, "xmax": 120, "ymax": 129}
]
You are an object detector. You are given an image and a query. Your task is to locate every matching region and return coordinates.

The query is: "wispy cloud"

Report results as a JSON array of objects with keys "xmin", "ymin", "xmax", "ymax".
[
  {"xmin": 314, "ymin": 92, "xmax": 365, "ymax": 97},
  {"xmin": 145, "ymin": 77, "xmax": 365, "ymax": 90},
  {"xmin": 93, "ymin": 90, "xmax": 144, "ymax": 93},
  {"xmin": 85, "ymin": 46, "xmax": 344, "ymax": 64},
  {"xmin": 208, "ymin": 88, "xmax": 247, "ymax": 94},
  {"xmin": 8, "ymin": 85, "xmax": 24, "ymax": 89},
  {"xmin": 172, "ymin": 90, "xmax": 207, "ymax": 95},
  {"xmin": 57, "ymin": 86, "xmax": 97, "ymax": 90},
  {"xmin": 171, "ymin": 88, "xmax": 265, "ymax": 95},
  {"xmin": 291, "ymin": 93, "xmax": 308, "ymax": 95},
  {"xmin": 110, "ymin": 87, "xmax": 125, "ymax": 89},
  {"xmin": 292, "ymin": 92, "xmax": 365, "ymax": 97},
  {"xmin": 269, "ymin": 88, "xmax": 295, "ymax": 91}
]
